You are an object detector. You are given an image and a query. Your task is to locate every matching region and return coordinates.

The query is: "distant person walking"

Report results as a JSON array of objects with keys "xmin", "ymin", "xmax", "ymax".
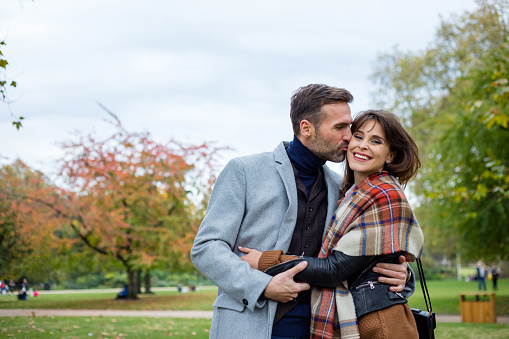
[
  {"xmin": 491, "ymin": 267, "xmax": 499, "ymax": 291},
  {"xmin": 476, "ymin": 261, "xmax": 487, "ymax": 291}
]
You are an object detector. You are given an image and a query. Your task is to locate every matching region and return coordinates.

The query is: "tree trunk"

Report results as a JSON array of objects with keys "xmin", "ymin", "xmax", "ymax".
[
  {"xmin": 144, "ymin": 270, "xmax": 152, "ymax": 294},
  {"xmin": 136, "ymin": 269, "xmax": 142, "ymax": 294},
  {"xmin": 127, "ymin": 268, "xmax": 138, "ymax": 299}
]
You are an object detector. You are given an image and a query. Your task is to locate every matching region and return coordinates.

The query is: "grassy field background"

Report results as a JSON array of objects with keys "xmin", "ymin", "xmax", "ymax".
[
  {"xmin": 0, "ymin": 289, "xmax": 216, "ymax": 311},
  {"xmin": 408, "ymin": 278, "xmax": 509, "ymax": 315},
  {"xmin": 2, "ymin": 279, "xmax": 507, "ymax": 315},
  {"xmin": 1, "ymin": 316, "xmax": 212, "ymax": 339},
  {"xmin": 0, "ymin": 279, "xmax": 507, "ymax": 338}
]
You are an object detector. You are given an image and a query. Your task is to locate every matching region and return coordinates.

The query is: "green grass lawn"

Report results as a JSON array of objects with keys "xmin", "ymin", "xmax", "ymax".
[
  {"xmin": 1, "ymin": 280, "xmax": 508, "ymax": 338},
  {"xmin": 408, "ymin": 278, "xmax": 508, "ymax": 315},
  {"xmin": 0, "ymin": 290, "xmax": 216, "ymax": 311},
  {"xmin": 435, "ymin": 323, "xmax": 509, "ymax": 338},
  {"xmin": 0, "ymin": 316, "xmax": 212, "ymax": 339},
  {"xmin": 3, "ymin": 279, "xmax": 506, "ymax": 316},
  {"xmin": 1, "ymin": 316, "xmax": 507, "ymax": 339}
]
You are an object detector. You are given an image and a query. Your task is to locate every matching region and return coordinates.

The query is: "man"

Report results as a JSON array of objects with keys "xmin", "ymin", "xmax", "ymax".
[
  {"xmin": 191, "ymin": 84, "xmax": 411, "ymax": 339},
  {"xmin": 477, "ymin": 261, "xmax": 487, "ymax": 291}
]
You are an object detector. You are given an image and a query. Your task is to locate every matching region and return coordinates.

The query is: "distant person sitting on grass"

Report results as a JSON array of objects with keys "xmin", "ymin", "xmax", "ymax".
[
  {"xmin": 0, "ymin": 280, "xmax": 6, "ymax": 295},
  {"xmin": 116, "ymin": 284, "xmax": 128, "ymax": 299},
  {"xmin": 17, "ymin": 292, "xmax": 27, "ymax": 300},
  {"xmin": 17, "ymin": 279, "xmax": 28, "ymax": 301}
]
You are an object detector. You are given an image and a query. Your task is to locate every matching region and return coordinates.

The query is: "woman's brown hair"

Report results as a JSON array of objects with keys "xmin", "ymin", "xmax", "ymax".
[{"xmin": 341, "ymin": 110, "xmax": 420, "ymax": 196}]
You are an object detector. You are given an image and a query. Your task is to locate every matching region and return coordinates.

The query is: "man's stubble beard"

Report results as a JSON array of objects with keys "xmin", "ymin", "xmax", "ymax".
[{"xmin": 308, "ymin": 131, "xmax": 347, "ymax": 163}]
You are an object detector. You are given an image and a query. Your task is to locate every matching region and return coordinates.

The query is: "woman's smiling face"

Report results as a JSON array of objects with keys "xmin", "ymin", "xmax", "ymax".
[{"xmin": 347, "ymin": 119, "xmax": 395, "ymax": 184}]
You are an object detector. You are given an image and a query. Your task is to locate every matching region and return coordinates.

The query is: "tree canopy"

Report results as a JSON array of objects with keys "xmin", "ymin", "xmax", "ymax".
[{"xmin": 371, "ymin": 0, "xmax": 509, "ymax": 261}]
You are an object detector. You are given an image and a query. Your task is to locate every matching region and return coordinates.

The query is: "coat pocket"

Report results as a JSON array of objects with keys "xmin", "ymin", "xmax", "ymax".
[{"xmin": 212, "ymin": 292, "xmax": 245, "ymax": 312}]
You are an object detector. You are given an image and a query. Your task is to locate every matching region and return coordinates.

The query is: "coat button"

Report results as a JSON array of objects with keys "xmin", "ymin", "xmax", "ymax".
[{"xmin": 242, "ymin": 299, "xmax": 248, "ymax": 306}]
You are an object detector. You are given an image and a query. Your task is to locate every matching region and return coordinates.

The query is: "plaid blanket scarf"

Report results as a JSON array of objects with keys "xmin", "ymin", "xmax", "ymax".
[{"xmin": 310, "ymin": 171, "xmax": 424, "ymax": 339}]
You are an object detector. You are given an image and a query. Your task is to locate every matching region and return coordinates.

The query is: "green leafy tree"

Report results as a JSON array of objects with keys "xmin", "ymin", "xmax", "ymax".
[{"xmin": 370, "ymin": 0, "xmax": 509, "ymax": 261}]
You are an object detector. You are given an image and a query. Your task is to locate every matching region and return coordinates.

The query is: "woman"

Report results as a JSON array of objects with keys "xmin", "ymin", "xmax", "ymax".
[{"xmin": 241, "ymin": 110, "xmax": 424, "ymax": 339}]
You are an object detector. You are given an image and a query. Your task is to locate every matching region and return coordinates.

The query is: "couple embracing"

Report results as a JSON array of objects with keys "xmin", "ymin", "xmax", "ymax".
[{"xmin": 192, "ymin": 84, "xmax": 424, "ymax": 339}]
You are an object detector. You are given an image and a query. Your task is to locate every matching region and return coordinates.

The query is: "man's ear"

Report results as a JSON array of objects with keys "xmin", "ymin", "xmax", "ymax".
[{"xmin": 300, "ymin": 120, "xmax": 314, "ymax": 138}]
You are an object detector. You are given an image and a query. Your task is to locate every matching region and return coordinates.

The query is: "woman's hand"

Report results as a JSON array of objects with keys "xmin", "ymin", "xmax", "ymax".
[
  {"xmin": 238, "ymin": 246, "xmax": 262, "ymax": 270},
  {"xmin": 373, "ymin": 255, "xmax": 410, "ymax": 292}
]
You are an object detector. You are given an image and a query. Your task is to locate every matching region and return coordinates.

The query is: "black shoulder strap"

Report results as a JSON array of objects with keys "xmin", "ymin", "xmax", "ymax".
[{"xmin": 416, "ymin": 258, "xmax": 432, "ymax": 313}]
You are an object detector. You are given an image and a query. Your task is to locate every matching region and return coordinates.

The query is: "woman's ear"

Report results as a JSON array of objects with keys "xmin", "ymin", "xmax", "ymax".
[{"xmin": 386, "ymin": 151, "xmax": 396, "ymax": 164}]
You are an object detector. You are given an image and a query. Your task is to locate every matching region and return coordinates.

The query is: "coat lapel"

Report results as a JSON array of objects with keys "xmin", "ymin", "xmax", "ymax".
[{"xmin": 273, "ymin": 142, "xmax": 298, "ymax": 251}]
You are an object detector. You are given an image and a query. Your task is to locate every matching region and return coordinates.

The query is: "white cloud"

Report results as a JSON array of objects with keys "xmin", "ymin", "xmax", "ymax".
[{"xmin": 0, "ymin": 0, "xmax": 478, "ymax": 176}]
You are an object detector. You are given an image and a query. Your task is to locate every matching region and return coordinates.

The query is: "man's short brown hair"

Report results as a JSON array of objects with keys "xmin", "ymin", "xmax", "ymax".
[{"xmin": 290, "ymin": 84, "xmax": 353, "ymax": 135}]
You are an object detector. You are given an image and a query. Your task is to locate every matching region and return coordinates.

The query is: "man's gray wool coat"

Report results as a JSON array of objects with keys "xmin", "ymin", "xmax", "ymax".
[{"xmin": 191, "ymin": 142, "xmax": 342, "ymax": 339}]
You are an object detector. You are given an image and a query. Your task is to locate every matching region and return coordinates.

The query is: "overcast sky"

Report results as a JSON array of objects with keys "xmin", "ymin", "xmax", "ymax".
[{"xmin": 1, "ymin": 0, "xmax": 478, "ymax": 177}]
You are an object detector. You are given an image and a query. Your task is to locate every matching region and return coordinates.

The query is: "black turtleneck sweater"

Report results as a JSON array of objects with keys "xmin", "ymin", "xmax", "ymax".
[{"xmin": 286, "ymin": 135, "xmax": 326, "ymax": 196}]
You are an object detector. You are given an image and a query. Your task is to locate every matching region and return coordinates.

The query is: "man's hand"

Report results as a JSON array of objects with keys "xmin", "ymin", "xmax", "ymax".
[
  {"xmin": 373, "ymin": 255, "xmax": 409, "ymax": 292},
  {"xmin": 238, "ymin": 246, "xmax": 262, "ymax": 270},
  {"xmin": 264, "ymin": 261, "xmax": 310, "ymax": 302}
]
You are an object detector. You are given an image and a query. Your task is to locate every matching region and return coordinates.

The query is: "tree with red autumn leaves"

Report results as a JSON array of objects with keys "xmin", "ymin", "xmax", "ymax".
[
  {"xmin": 2, "ymin": 111, "xmax": 225, "ymax": 298},
  {"xmin": 56, "ymin": 112, "xmax": 224, "ymax": 298},
  {"xmin": 0, "ymin": 160, "xmax": 70, "ymax": 282}
]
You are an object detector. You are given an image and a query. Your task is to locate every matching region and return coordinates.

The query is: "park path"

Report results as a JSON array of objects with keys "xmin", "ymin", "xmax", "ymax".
[
  {"xmin": 3, "ymin": 288, "xmax": 508, "ymax": 323},
  {"xmin": 1, "ymin": 309, "xmax": 509, "ymax": 323}
]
